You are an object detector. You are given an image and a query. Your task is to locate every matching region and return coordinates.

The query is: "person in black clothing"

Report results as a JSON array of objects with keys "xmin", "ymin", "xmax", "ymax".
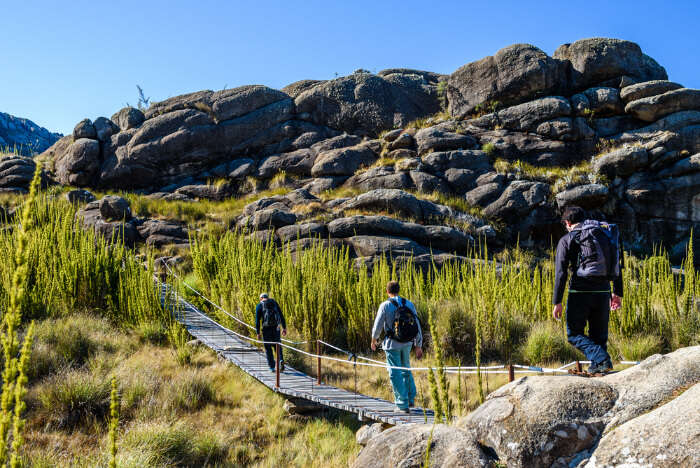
[
  {"xmin": 552, "ymin": 206, "xmax": 623, "ymax": 374},
  {"xmin": 255, "ymin": 293, "xmax": 287, "ymax": 372}
]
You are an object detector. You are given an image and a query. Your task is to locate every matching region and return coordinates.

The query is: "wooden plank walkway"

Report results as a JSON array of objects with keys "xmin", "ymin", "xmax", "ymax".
[{"xmin": 162, "ymin": 285, "xmax": 435, "ymax": 425}]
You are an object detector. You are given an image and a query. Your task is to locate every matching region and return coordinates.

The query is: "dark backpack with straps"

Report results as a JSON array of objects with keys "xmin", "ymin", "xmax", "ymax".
[
  {"xmin": 387, "ymin": 298, "xmax": 419, "ymax": 343},
  {"xmin": 261, "ymin": 299, "xmax": 280, "ymax": 328},
  {"xmin": 573, "ymin": 220, "xmax": 621, "ymax": 280}
]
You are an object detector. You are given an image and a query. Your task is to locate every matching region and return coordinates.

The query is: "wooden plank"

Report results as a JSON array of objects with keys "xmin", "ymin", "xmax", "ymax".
[{"xmin": 161, "ymin": 285, "xmax": 435, "ymax": 426}]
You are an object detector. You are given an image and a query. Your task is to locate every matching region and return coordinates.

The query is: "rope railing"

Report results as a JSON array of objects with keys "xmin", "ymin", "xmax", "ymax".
[{"xmin": 162, "ymin": 266, "xmax": 640, "ymax": 376}]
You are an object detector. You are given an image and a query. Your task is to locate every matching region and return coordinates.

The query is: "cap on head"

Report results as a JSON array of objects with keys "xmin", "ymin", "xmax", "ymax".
[{"xmin": 259, "ymin": 293, "xmax": 268, "ymax": 299}]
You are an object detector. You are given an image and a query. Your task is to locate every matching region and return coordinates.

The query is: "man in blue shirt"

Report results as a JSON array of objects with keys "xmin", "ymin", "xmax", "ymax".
[{"xmin": 371, "ymin": 281, "xmax": 423, "ymax": 413}]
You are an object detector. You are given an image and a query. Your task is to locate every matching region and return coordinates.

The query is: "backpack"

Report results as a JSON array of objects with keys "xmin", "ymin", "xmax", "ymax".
[
  {"xmin": 261, "ymin": 299, "xmax": 280, "ymax": 328},
  {"xmin": 573, "ymin": 220, "xmax": 621, "ymax": 280},
  {"xmin": 387, "ymin": 298, "xmax": 419, "ymax": 343}
]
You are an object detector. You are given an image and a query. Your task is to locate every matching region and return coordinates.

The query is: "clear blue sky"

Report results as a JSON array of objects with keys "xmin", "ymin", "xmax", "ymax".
[{"xmin": 3, "ymin": 0, "xmax": 699, "ymax": 135}]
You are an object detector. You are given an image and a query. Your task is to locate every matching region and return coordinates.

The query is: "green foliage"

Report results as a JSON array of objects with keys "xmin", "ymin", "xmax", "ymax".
[
  {"xmin": 37, "ymin": 369, "xmax": 111, "ymax": 430},
  {"xmin": 482, "ymin": 142, "xmax": 496, "ymax": 156},
  {"xmin": 436, "ymin": 81, "xmax": 448, "ymax": 111},
  {"xmin": 164, "ymin": 371, "xmax": 216, "ymax": 411},
  {"xmin": 428, "ymin": 305, "xmax": 452, "ymax": 422},
  {"xmin": 108, "ymin": 377, "xmax": 119, "ymax": 468},
  {"xmin": 521, "ymin": 322, "xmax": 583, "ymax": 364},
  {"xmin": 167, "ymin": 322, "xmax": 192, "ymax": 366},
  {"xmin": 472, "ymin": 100, "xmax": 501, "ymax": 118},
  {"xmin": 610, "ymin": 334, "xmax": 663, "ymax": 361},
  {"xmin": 120, "ymin": 422, "xmax": 228, "ymax": 467}
]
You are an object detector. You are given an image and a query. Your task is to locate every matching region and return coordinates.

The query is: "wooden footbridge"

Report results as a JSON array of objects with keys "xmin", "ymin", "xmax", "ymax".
[
  {"xmin": 161, "ymin": 282, "xmax": 435, "ymax": 425},
  {"xmin": 161, "ymin": 271, "xmax": 640, "ymax": 427}
]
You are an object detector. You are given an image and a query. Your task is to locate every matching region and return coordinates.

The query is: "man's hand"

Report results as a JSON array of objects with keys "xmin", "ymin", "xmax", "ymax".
[
  {"xmin": 281, "ymin": 328, "xmax": 287, "ymax": 337},
  {"xmin": 370, "ymin": 339, "xmax": 377, "ymax": 351},
  {"xmin": 415, "ymin": 347, "xmax": 423, "ymax": 359},
  {"xmin": 552, "ymin": 303, "xmax": 563, "ymax": 321},
  {"xmin": 610, "ymin": 294, "xmax": 622, "ymax": 311}
]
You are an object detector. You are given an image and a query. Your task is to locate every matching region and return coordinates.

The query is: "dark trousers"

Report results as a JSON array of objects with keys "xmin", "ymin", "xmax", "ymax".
[
  {"xmin": 566, "ymin": 292, "xmax": 611, "ymax": 366},
  {"xmin": 262, "ymin": 327, "xmax": 283, "ymax": 369}
]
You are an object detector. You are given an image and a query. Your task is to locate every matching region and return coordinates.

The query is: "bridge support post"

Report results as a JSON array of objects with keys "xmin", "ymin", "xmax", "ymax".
[
  {"xmin": 276, "ymin": 343, "xmax": 281, "ymax": 389},
  {"xmin": 316, "ymin": 341, "xmax": 322, "ymax": 385},
  {"xmin": 508, "ymin": 364, "xmax": 514, "ymax": 382},
  {"xmin": 576, "ymin": 361, "xmax": 582, "ymax": 373}
]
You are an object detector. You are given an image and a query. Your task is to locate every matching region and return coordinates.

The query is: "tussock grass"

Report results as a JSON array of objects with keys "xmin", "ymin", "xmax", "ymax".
[
  {"xmin": 521, "ymin": 322, "xmax": 584, "ymax": 365},
  {"xmin": 164, "ymin": 371, "xmax": 216, "ymax": 412},
  {"xmin": 610, "ymin": 334, "xmax": 663, "ymax": 361},
  {"xmin": 494, "ymin": 158, "xmax": 607, "ymax": 194},
  {"xmin": 36, "ymin": 369, "xmax": 111, "ymax": 431}
]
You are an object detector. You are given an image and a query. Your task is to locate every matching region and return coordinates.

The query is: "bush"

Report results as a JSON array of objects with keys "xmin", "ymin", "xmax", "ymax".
[
  {"xmin": 37, "ymin": 369, "xmax": 111, "ymax": 430},
  {"xmin": 610, "ymin": 334, "xmax": 663, "ymax": 361},
  {"xmin": 137, "ymin": 320, "xmax": 168, "ymax": 345},
  {"xmin": 521, "ymin": 322, "xmax": 584, "ymax": 365},
  {"xmin": 435, "ymin": 301, "xmax": 476, "ymax": 362},
  {"xmin": 120, "ymin": 422, "xmax": 228, "ymax": 466},
  {"xmin": 164, "ymin": 371, "xmax": 216, "ymax": 411}
]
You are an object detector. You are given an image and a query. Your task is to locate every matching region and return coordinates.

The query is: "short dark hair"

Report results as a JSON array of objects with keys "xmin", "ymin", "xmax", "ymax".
[
  {"xmin": 386, "ymin": 281, "xmax": 400, "ymax": 295},
  {"xmin": 562, "ymin": 205, "xmax": 586, "ymax": 224}
]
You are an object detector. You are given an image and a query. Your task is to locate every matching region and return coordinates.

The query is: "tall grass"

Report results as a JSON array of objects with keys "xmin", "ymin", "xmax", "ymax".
[{"xmin": 191, "ymin": 231, "xmax": 699, "ymax": 361}]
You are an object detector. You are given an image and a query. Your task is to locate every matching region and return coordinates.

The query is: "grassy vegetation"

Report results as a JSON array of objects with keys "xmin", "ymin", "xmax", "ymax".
[
  {"xmin": 190, "ymin": 230, "xmax": 699, "ymax": 363},
  {"xmin": 493, "ymin": 158, "xmax": 608, "ymax": 194}
]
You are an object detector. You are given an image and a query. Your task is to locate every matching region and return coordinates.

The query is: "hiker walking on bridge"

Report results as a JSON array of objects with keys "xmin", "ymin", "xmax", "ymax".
[
  {"xmin": 553, "ymin": 206, "xmax": 623, "ymax": 374},
  {"xmin": 371, "ymin": 281, "xmax": 423, "ymax": 413},
  {"xmin": 256, "ymin": 293, "xmax": 287, "ymax": 373}
]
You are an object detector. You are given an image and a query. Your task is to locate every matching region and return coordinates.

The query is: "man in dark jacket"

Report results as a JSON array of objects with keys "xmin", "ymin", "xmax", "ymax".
[
  {"xmin": 553, "ymin": 206, "xmax": 623, "ymax": 374},
  {"xmin": 255, "ymin": 293, "xmax": 287, "ymax": 372}
]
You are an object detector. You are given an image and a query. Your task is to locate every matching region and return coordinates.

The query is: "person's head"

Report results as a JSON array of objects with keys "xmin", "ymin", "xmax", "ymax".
[
  {"xmin": 561, "ymin": 206, "xmax": 586, "ymax": 232},
  {"xmin": 259, "ymin": 292, "xmax": 268, "ymax": 302},
  {"xmin": 386, "ymin": 281, "xmax": 400, "ymax": 297}
]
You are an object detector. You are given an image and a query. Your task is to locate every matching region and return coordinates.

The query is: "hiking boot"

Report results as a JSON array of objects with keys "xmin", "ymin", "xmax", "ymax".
[
  {"xmin": 269, "ymin": 367, "xmax": 276, "ymax": 373},
  {"xmin": 279, "ymin": 361, "xmax": 285, "ymax": 372},
  {"xmin": 588, "ymin": 359, "xmax": 613, "ymax": 374},
  {"xmin": 396, "ymin": 406, "xmax": 410, "ymax": 413}
]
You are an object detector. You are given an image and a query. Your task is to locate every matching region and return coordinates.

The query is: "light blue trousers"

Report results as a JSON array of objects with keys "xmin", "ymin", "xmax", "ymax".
[{"xmin": 385, "ymin": 346, "xmax": 416, "ymax": 409}]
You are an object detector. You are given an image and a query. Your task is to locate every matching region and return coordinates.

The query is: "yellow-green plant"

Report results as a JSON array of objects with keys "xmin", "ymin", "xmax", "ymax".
[
  {"xmin": 0, "ymin": 164, "xmax": 41, "ymax": 467},
  {"xmin": 109, "ymin": 376, "xmax": 120, "ymax": 468}
]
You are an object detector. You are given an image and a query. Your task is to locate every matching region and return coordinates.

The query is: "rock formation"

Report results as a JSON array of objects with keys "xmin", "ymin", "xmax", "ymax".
[
  {"xmin": 353, "ymin": 346, "xmax": 700, "ymax": 468},
  {"xmin": 38, "ymin": 37, "xmax": 700, "ymax": 261}
]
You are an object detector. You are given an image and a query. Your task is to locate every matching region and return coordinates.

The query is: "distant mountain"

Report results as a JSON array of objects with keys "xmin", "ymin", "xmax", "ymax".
[{"xmin": 0, "ymin": 111, "xmax": 62, "ymax": 155}]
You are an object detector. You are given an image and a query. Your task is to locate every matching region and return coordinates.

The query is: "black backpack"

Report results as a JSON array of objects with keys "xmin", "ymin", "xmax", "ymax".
[
  {"xmin": 387, "ymin": 298, "xmax": 419, "ymax": 343},
  {"xmin": 261, "ymin": 299, "xmax": 280, "ymax": 328},
  {"xmin": 573, "ymin": 220, "xmax": 621, "ymax": 280}
]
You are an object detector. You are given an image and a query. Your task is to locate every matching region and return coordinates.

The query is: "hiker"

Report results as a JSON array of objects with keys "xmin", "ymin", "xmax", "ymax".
[
  {"xmin": 371, "ymin": 281, "xmax": 423, "ymax": 413},
  {"xmin": 255, "ymin": 293, "xmax": 287, "ymax": 373},
  {"xmin": 552, "ymin": 206, "xmax": 623, "ymax": 374}
]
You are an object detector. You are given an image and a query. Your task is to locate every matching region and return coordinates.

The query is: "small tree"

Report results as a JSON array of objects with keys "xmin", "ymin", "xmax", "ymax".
[{"xmin": 136, "ymin": 85, "xmax": 151, "ymax": 111}]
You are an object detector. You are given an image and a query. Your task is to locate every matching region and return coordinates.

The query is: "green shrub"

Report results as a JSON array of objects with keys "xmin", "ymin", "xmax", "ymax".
[
  {"xmin": 137, "ymin": 320, "xmax": 168, "ymax": 345},
  {"xmin": 37, "ymin": 370, "xmax": 111, "ymax": 430},
  {"xmin": 120, "ymin": 422, "xmax": 228, "ymax": 466},
  {"xmin": 165, "ymin": 371, "xmax": 216, "ymax": 411},
  {"xmin": 611, "ymin": 334, "xmax": 663, "ymax": 361},
  {"xmin": 521, "ymin": 322, "xmax": 584, "ymax": 365},
  {"xmin": 482, "ymin": 142, "xmax": 496, "ymax": 156}
]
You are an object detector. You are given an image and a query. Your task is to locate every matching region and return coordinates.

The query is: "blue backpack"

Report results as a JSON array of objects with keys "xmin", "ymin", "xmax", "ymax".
[{"xmin": 573, "ymin": 220, "xmax": 621, "ymax": 280}]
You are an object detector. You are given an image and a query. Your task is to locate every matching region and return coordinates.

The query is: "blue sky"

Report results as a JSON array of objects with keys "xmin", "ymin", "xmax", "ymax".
[{"xmin": 3, "ymin": 0, "xmax": 699, "ymax": 135}]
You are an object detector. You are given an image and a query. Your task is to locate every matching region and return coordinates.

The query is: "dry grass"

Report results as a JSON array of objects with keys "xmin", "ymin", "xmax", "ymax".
[
  {"xmin": 493, "ymin": 158, "xmax": 607, "ymax": 194},
  {"xmin": 21, "ymin": 315, "xmax": 362, "ymax": 467}
]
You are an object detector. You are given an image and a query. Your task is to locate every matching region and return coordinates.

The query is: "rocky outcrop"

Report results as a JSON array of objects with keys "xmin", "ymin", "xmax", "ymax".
[
  {"xmin": 0, "ymin": 111, "xmax": 61, "ymax": 155},
  {"xmin": 355, "ymin": 346, "xmax": 700, "ymax": 468},
  {"xmin": 0, "ymin": 155, "xmax": 37, "ymax": 193},
  {"xmin": 77, "ymin": 194, "xmax": 188, "ymax": 248},
  {"xmin": 38, "ymin": 36, "xmax": 700, "ymax": 261}
]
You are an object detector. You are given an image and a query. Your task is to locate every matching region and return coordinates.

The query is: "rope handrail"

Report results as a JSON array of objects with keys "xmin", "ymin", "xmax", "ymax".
[{"xmin": 162, "ymin": 268, "xmax": 640, "ymax": 374}]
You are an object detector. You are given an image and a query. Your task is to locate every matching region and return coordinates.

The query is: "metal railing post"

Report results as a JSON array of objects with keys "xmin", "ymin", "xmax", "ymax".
[
  {"xmin": 508, "ymin": 364, "xmax": 514, "ymax": 382},
  {"xmin": 316, "ymin": 341, "xmax": 322, "ymax": 385},
  {"xmin": 576, "ymin": 361, "xmax": 582, "ymax": 373},
  {"xmin": 276, "ymin": 343, "xmax": 281, "ymax": 389}
]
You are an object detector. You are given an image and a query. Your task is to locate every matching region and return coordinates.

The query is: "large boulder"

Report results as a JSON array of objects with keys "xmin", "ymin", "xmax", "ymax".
[
  {"xmin": 343, "ymin": 167, "xmax": 412, "ymax": 191},
  {"xmin": 311, "ymin": 143, "xmax": 377, "ymax": 177},
  {"xmin": 276, "ymin": 222, "xmax": 328, "ymax": 243},
  {"xmin": 483, "ymin": 180, "xmax": 549, "ymax": 219},
  {"xmin": 625, "ymin": 88, "xmax": 700, "ymax": 122},
  {"xmin": 110, "ymin": 107, "xmax": 145, "ymax": 131},
  {"xmin": 619, "ymin": 80, "xmax": 684, "ymax": 103},
  {"xmin": 99, "ymin": 196, "xmax": 132, "ymax": 221},
  {"xmin": 592, "ymin": 146, "xmax": 649, "ymax": 178},
  {"xmin": 585, "ymin": 383, "xmax": 700, "ymax": 468},
  {"xmin": 73, "ymin": 118, "xmax": 97, "ymax": 140},
  {"xmin": 447, "ymin": 44, "xmax": 565, "ymax": 119},
  {"xmin": 552, "ymin": 38, "xmax": 667, "ymax": 91},
  {"xmin": 420, "ymin": 150, "xmax": 490, "ymax": 174},
  {"xmin": 295, "ymin": 71, "xmax": 441, "ymax": 136},
  {"xmin": 339, "ymin": 189, "xmax": 453, "ymax": 222},
  {"xmin": 555, "ymin": 184, "xmax": 609, "ymax": 209},
  {"xmin": 415, "ymin": 127, "xmax": 477, "ymax": 155},
  {"xmin": 0, "ymin": 156, "xmax": 35, "ymax": 190},
  {"xmin": 345, "ymin": 235, "xmax": 430, "ymax": 257},
  {"xmin": 472, "ymin": 97, "xmax": 572, "ymax": 132},
  {"xmin": 352, "ymin": 424, "xmax": 490, "ymax": 468},
  {"xmin": 55, "ymin": 138, "xmax": 101, "ymax": 186},
  {"xmin": 257, "ymin": 149, "xmax": 316, "ymax": 178}
]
